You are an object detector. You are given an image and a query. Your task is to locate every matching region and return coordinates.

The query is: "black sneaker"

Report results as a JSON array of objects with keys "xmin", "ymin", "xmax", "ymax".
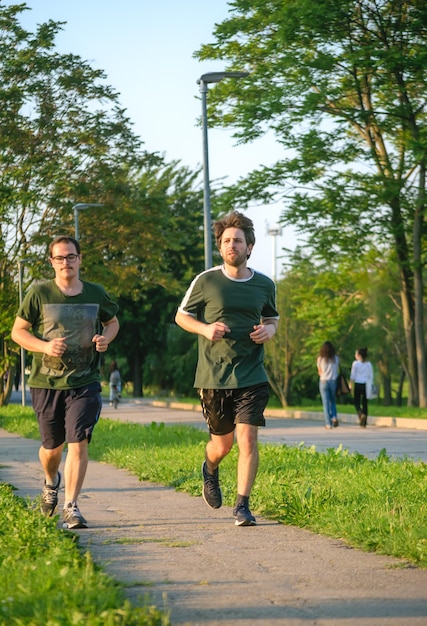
[
  {"xmin": 233, "ymin": 502, "xmax": 256, "ymax": 526},
  {"xmin": 62, "ymin": 502, "xmax": 88, "ymax": 529},
  {"xmin": 41, "ymin": 471, "xmax": 61, "ymax": 517},
  {"xmin": 202, "ymin": 461, "xmax": 222, "ymax": 509}
]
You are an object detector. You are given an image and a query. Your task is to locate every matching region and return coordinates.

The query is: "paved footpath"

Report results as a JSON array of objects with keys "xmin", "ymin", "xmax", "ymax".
[{"xmin": 2, "ymin": 400, "xmax": 427, "ymax": 625}]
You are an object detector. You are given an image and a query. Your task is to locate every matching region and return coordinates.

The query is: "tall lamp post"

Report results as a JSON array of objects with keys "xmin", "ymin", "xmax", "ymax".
[
  {"xmin": 197, "ymin": 71, "xmax": 249, "ymax": 269},
  {"xmin": 73, "ymin": 203, "xmax": 103, "ymax": 240},
  {"xmin": 17, "ymin": 259, "xmax": 28, "ymax": 406}
]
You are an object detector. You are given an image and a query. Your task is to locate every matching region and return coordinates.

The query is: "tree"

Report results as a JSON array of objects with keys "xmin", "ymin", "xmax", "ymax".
[
  {"xmin": 265, "ymin": 246, "xmax": 406, "ymax": 407},
  {"xmin": 0, "ymin": 4, "xmax": 171, "ymax": 404},
  {"xmin": 265, "ymin": 250, "xmax": 368, "ymax": 406},
  {"xmin": 195, "ymin": 0, "xmax": 427, "ymax": 405},
  {"xmin": 102, "ymin": 161, "xmax": 206, "ymax": 397}
]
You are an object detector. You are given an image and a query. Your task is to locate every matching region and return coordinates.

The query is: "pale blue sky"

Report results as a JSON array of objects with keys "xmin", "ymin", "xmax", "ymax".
[{"xmin": 17, "ymin": 0, "xmax": 290, "ymax": 277}]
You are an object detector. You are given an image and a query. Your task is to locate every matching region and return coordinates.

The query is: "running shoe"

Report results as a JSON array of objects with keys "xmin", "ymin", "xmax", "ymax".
[
  {"xmin": 41, "ymin": 471, "xmax": 61, "ymax": 517},
  {"xmin": 233, "ymin": 502, "xmax": 256, "ymax": 526},
  {"xmin": 202, "ymin": 461, "xmax": 222, "ymax": 509},
  {"xmin": 62, "ymin": 502, "xmax": 88, "ymax": 529}
]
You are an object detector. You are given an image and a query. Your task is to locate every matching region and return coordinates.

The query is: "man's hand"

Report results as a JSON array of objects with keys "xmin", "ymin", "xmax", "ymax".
[
  {"xmin": 44, "ymin": 337, "xmax": 67, "ymax": 357},
  {"xmin": 92, "ymin": 334, "xmax": 109, "ymax": 352},
  {"xmin": 203, "ymin": 322, "xmax": 231, "ymax": 342},
  {"xmin": 250, "ymin": 324, "xmax": 276, "ymax": 344}
]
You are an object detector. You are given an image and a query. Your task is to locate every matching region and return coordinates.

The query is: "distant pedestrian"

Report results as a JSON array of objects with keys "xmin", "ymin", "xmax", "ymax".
[
  {"xmin": 350, "ymin": 347, "xmax": 374, "ymax": 427},
  {"xmin": 317, "ymin": 341, "xmax": 339, "ymax": 429},
  {"xmin": 175, "ymin": 211, "xmax": 279, "ymax": 526},
  {"xmin": 109, "ymin": 360, "xmax": 121, "ymax": 405},
  {"xmin": 11, "ymin": 235, "xmax": 119, "ymax": 529}
]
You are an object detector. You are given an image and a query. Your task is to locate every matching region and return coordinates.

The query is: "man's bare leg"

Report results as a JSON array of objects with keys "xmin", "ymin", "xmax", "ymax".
[
  {"xmin": 236, "ymin": 423, "xmax": 259, "ymax": 496},
  {"xmin": 63, "ymin": 440, "xmax": 89, "ymax": 504},
  {"xmin": 39, "ymin": 444, "xmax": 63, "ymax": 485}
]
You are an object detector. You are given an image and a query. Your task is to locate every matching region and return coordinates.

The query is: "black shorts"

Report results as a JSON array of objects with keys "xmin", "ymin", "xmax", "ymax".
[
  {"xmin": 30, "ymin": 382, "xmax": 102, "ymax": 449},
  {"xmin": 198, "ymin": 383, "xmax": 269, "ymax": 435}
]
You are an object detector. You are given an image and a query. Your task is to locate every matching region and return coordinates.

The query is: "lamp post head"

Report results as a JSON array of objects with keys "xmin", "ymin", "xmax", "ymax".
[
  {"xmin": 197, "ymin": 71, "xmax": 249, "ymax": 86},
  {"xmin": 73, "ymin": 203, "xmax": 103, "ymax": 212},
  {"xmin": 73, "ymin": 203, "xmax": 103, "ymax": 240},
  {"xmin": 196, "ymin": 70, "xmax": 249, "ymax": 270}
]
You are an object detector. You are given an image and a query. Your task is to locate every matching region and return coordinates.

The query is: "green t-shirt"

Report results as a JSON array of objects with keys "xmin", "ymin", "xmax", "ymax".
[
  {"xmin": 17, "ymin": 279, "xmax": 119, "ymax": 390},
  {"xmin": 178, "ymin": 266, "xmax": 279, "ymax": 389}
]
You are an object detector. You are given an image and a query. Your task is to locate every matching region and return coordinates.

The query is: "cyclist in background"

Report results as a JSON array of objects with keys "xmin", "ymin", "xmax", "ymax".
[{"xmin": 109, "ymin": 360, "xmax": 122, "ymax": 406}]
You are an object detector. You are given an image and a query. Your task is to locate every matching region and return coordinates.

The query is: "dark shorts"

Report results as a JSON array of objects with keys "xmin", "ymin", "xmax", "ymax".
[
  {"xmin": 30, "ymin": 382, "xmax": 102, "ymax": 449},
  {"xmin": 198, "ymin": 383, "xmax": 269, "ymax": 435}
]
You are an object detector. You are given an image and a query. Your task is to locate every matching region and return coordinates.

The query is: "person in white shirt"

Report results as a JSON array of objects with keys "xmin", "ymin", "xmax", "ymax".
[
  {"xmin": 350, "ymin": 347, "xmax": 374, "ymax": 427},
  {"xmin": 317, "ymin": 341, "xmax": 340, "ymax": 429}
]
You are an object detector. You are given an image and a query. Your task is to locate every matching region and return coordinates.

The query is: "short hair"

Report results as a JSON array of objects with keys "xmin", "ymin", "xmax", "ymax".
[
  {"xmin": 214, "ymin": 211, "xmax": 256, "ymax": 249},
  {"xmin": 49, "ymin": 236, "xmax": 81, "ymax": 257}
]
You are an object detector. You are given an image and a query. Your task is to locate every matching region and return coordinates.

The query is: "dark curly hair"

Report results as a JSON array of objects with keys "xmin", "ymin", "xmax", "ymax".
[{"xmin": 214, "ymin": 211, "xmax": 256, "ymax": 249}]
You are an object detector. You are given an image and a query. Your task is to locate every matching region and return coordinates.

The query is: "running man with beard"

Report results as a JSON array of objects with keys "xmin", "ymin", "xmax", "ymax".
[{"xmin": 175, "ymin": 211, "xmax": 279, "ymax": 526}]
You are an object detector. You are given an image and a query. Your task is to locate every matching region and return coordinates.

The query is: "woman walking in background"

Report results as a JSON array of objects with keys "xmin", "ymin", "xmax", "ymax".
[
  {"xmin": 317, "ymin": 341, "xmax": 340, "ymax": 429},
  {"xmin": 350, "ymin": 347, "xmax": 373, "ymax": 427}
]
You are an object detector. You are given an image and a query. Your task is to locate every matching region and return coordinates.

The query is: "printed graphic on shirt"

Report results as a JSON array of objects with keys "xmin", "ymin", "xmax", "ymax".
[{"xmin": 41, "ymin": 303, "xmax": 99, "ymax": 376}]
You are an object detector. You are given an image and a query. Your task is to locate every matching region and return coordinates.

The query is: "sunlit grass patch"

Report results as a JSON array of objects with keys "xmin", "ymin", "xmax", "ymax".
[
  {"xmin": 1, "ymin": 405, "xmax": 427, "ymax": 569},
  {"xmin": 0, "ymin": 483, "xmax": 169, "ymax": 625}
]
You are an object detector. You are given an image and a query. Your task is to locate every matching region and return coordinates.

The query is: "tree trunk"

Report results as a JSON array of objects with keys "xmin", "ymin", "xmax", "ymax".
[
  {"xmin": 128, "ymin": 352, "xmax": 144, "ymax": 398},
  {"xmin": 396, "ymin": 369, "xmax": 405, "ymax": 407},
  {"xmin": 382, "ymin": 375, "xmax": 392, "ymax": 406},
  {"xmin": 390, "ymin": 196, "xmax": 418, "ymax": 405},
  {"xmin": 413, "ymin": 166, "xmax": 427, "ymax": 407},
  {"xmin": 0, "ymin": 365, "xmax": 15, "ymax": 407}
]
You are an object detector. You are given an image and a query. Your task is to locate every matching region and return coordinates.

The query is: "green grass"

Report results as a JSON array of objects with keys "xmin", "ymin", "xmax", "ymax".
[
  {"xmin": 1, "ymin": 404, "xmax": 427, "ymax": 585},
  {"xmin": 89, "ymin": 420, "xmax": 427, "ymax": 568},
  {"xmin": 0, "ymin": 479, "xmax": 169, "ymax": 625}
]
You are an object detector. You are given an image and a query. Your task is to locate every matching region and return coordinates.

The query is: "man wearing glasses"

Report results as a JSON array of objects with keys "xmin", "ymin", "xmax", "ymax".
[{"xmin": 11, "ymin": 236, "xmax": 119, "ymax": 529}]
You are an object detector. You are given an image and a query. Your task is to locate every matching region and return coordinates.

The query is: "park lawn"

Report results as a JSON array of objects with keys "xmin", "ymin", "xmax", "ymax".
[
  {"xmin": 1, "ymin": 404, "xmax": 426, "ymax": 573},
  {"xmin": 0, "ymin": 480, "xmax": 169, "ymax": 625}
]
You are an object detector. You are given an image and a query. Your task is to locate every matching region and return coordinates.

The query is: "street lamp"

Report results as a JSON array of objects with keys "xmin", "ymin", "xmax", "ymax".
[
  {"xmin": 73, "ymin": 203, "xmax": 103, "ymax": 240},
  {"xmin": 266, "ymin": 223, "xmax": 283, "ymax": 282},
  {"xmin": 197, "ymin": 71, "xmax": 249, "ymax": 269},
  {"xmin": 17, "ymin": 259, "xmax": 28, "ymax": 406}
]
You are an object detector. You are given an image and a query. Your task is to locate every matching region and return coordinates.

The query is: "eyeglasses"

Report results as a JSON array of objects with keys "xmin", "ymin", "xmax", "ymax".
[{"xmin": 51, "ymin": 254, "xmax": 80, "ymax": 264}]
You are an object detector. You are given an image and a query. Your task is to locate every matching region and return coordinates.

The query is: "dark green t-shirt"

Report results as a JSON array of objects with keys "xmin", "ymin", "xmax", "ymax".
[
  {"xmin": 178, "ymin": 266, "xmax": 279, "ymax": 389},
  {"xmin": 17, "ymin": 279, "xmax": 119, "ymax": 390}
]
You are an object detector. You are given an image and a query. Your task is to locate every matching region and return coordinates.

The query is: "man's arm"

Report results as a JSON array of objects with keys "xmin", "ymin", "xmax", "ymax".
[
  {"xmin": 175, "ymin": 310, "xmax": 230, "ymax": 342},
  {"xmin": 12, "ymin": 315, "xmax": 120, "ymax": 356},
  {"xmin": 92, "ymin": 316, "xmax": 120, "ymax": 352},
  {"xmin": 249, "ymin": 318, "xmax": 278, "ymax": 344},
  {"xmin": 262, "ymin": 318, "xmax": 279, "ymax": 332},
  {"xmin": 11, "ymin": 316, "xmax": 66, "ymax": 357}
]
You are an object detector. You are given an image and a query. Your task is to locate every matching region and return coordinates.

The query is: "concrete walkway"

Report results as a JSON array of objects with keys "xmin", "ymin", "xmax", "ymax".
[{"xmin": 1, "ymin": 400, "xmax": 427, "ymax": 625}]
